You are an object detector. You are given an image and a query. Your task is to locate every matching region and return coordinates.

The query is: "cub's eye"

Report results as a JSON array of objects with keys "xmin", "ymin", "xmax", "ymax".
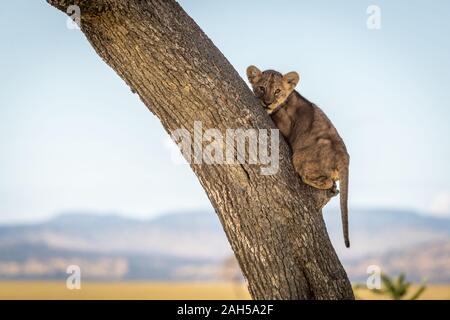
[
  {"xmin": 275, "ymin": 89, "xmax": 281, "ymax": 96},
  {"xmin": 258, "ymin": 86, "xmax": 265, "ymax": 93}
]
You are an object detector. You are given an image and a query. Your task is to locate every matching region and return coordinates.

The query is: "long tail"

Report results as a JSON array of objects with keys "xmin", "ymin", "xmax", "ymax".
[{"xmin": 339, "ymin": 164, "xmax": 350, "ymax": 248}]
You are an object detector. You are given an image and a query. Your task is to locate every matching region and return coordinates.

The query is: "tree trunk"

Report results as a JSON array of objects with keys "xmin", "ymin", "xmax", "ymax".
[{"xmin": 47, "ymin": 0, "xmax": 354, "ymax": 300}]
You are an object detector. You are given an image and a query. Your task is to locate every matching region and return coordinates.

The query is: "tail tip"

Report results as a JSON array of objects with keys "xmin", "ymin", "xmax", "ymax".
[{"xmin": 345, "ymin": 239, "xmax": 350, "ymax": 248}]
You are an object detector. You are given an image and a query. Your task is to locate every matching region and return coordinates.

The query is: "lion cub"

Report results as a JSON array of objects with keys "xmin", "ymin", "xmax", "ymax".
[{"xmin": 247, "ymin": 65, "xmax": 350, "ymax": 248}]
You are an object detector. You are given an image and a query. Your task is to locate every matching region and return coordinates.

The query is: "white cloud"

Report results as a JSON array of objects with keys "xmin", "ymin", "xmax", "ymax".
[{"xmin": 429, "ymin": 191, "xmax": 450, "ymax": 217}]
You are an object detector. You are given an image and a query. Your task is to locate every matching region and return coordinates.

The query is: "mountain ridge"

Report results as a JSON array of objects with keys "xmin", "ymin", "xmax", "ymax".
[{"xmin": 0, "ymin": 208, "xmax": 449, "ymax": 282}]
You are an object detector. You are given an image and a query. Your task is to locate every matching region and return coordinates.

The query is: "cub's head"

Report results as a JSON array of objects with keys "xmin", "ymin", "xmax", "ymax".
[{"xmin": 246, "ymin": 65, "xmax": 299, "ymax": 114}]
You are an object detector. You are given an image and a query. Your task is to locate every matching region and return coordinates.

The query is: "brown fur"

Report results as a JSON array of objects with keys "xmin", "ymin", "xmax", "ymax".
[{"xmin": 247, "ymin": 65, "xmax": 350, "ymax": 248}]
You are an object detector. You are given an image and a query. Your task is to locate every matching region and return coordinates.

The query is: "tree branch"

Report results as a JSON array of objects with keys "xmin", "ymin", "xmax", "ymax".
[{"xmin": 46, "ymin": 0, "xmax": 354, "ymax": 299}]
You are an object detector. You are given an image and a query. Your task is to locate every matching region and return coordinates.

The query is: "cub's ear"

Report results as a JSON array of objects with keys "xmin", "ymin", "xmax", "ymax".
[
  {"xmin": 283, "ymin": 71, "xmax": 300, "ymax": 89},
  {"xmin": 246, "ymin": 65, "xmax": 262, "ymax": 85}
]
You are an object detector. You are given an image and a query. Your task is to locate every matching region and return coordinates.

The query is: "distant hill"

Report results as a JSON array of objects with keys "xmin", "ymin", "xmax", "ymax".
[
  {"xmin": 323, "ymin": 208, "xmax": 450, "ymax": 259},
  {"xmin": 0, "ymin": 210, "xmax": 229, "ymax": 259},
  {"xmin": 345, "ymin": 240, "xmax": 450, "ymax": 283},
  {"xmin": 0, "ymin": 209, "xmax": 449, "ymax": 282}
]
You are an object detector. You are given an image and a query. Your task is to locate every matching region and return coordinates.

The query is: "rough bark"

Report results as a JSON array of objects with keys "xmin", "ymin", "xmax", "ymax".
[{"xmin": 46, "ymin": 0, "xmax": 354, "ymax": 299}]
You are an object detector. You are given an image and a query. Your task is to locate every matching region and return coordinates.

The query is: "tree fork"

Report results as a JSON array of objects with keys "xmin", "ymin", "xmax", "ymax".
[{"xmin": 46, "ymin": 0, "xmax": 354, "ymax": 299}]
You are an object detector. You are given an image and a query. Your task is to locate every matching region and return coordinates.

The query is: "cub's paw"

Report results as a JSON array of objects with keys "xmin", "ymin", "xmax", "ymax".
[{"xmin": 327, "ymin": 183, "xmax": 339, "ymax": 198}]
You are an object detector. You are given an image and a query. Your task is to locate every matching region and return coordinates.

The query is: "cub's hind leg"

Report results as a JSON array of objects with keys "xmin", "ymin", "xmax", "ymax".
[
  {"xmin": 302, "ymin": 172, "xmax": 336, "ymax": 210},
  {"xmin": 292, "ymin": 154, "xmax": 337, "ymax": 210},
  {"xmin": 302, "ymin": 174, "xmax": 334, "ymax": 190},
  {"xmin": 293, "ymin": 156, "xmax": 334, "ymax": 189}
]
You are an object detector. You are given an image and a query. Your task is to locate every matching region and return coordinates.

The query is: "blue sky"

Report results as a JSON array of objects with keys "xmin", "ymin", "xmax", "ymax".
[{"xmin": 1, "ymin": 0, "xmax": 450, "ymax": 223}]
